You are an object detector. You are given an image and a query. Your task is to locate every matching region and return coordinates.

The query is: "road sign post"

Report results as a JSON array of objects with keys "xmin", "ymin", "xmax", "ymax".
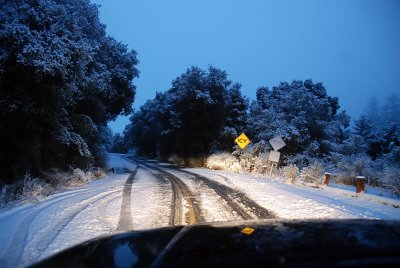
[
  {"xmin": 268, "ymin": 150, "xmax": 281, "ymax": 176},
  {"xmin": 267, "ymin": 137, "xmax": 286, "ymax": 176}
]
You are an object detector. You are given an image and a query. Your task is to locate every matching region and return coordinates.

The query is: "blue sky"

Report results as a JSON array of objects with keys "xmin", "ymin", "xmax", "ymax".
[{"xmin": 91, "ymin": 0, "xmax": 400, "ymax": 133}]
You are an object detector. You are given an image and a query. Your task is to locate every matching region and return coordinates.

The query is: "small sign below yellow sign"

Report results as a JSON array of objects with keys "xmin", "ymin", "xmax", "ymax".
[
  {"xmin": 241, "ymin": 227, "xmax": 255, "ymax": 235},
  {"xmin": 235, "ymin": 133, "xmax": 250, "ymax": 149}
]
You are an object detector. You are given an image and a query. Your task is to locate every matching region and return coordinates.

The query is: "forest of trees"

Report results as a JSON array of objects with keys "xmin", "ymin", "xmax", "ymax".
[
  {"xmin": 119, "ymin": 65, "xmax": 400, "ymax": 167},
  {"xmin": 0, "ymin": 0, "xmax": 138, "ymax": 184},
  {"xmin": 122, "ymin": 66, "xmax": 248, "ymax": 163},
  {"xmin": 119, "ymin": 66, "xmax": 399, "ymax": 192}
]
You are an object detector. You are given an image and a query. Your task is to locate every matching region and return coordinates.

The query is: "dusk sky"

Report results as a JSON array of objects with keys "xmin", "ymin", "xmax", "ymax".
[{"xmin": 91, "ymin": 0, "xmax": 400, "ymax": 133}]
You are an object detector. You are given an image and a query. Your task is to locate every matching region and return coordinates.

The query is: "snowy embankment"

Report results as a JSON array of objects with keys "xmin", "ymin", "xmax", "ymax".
[
  {"xmin": 0, "ymin": 154, "xmax": 170, "ymax": 267},
  {"xmin": 183, "ymin": 167, "xmax": 400, "ymax": 220}
]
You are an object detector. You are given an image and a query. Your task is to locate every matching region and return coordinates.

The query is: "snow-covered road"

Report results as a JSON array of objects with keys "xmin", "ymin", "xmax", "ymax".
[{"xmin": 0, "ymin": 153, "xmax": 399, "ymax": 267}]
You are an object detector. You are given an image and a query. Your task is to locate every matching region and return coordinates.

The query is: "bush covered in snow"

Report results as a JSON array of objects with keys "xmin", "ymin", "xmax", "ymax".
[
  {"xmin": 185, "ymin": 157, "xmax": 205, "ymax": 168},
  {"xmin": 0, "ymin": 168, "xmax": 105, "ymax": 207},
  {"xmin": 253, "ymin": 153, "xmax": 270, "ymax": 173},
  {"xmin": 206, "ymin": 153, "xmax": 237, "ymax": 170},
  {"xmin": 301, "ymin": 162, "xmax": 324, "ymax": 185},
  {"xmin": 238, "ymin": 153, "xmax": 254, "ymax": 171},
  {"xmin": 382, "ymin": 166, "xmax": 400, "ymax": 195},
  {"xmin": 282, "ymin": 164, "xmax": 300, "ymax": 184},
  {"xmin": 330, "ymin": 153, "xmax": 380, "ymax": 186}
]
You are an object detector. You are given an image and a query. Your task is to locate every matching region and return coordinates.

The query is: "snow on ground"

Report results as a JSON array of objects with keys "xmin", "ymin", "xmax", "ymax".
[
  {"xmin": 184, "ymin": 167, "xmax": 400, "ymax": 220},
  {"xmin": 129, "ymin": 167, "xmax": 171, "ymax": 229},
  {"xmin": 0, "ymin": 154, "xmax": 399, "ymax": 267},
  {"xmin": 0, "ymin": 154, "xmax": 172, "ymax": 267},
  {"xmin": 163, "ymin": 167, "xmax": 243, "ymax": 222}
]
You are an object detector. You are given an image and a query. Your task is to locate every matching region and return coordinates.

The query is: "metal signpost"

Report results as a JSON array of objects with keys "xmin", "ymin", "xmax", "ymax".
[{"xmin": 268, "ymin": 136, "xmax": 286, "ymax": 176}]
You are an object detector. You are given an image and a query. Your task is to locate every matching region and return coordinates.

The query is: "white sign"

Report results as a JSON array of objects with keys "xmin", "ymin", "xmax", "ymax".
[
  {"xmin": 269, "ymin": 136, "xmax": 286, "ymax": 151},
  {"xmin": 268, "ymin": 150, "xmax": 280, "ymax": 163}
]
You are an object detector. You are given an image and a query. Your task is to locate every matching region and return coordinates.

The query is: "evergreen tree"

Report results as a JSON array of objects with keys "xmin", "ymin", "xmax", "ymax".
[
  {"xmin": 248, "ymin": 80, "xmax": 347, "ymax": 162},
  {"xmin": 0, "ymin": 0, "xmax": 138, "ymax": 183}
]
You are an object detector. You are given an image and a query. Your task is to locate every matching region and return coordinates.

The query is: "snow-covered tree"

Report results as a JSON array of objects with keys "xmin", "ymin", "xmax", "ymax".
[
  {"xmin": 123, "ymin": 66, "xmax": 244, "ymax": 162},
  {"xmin": 0, "ymin": 0, "xmax": 138, "ymax": 183},
  {"xmin": 248, "ymin": 80, "xmax": 348, "ymax": 163}
]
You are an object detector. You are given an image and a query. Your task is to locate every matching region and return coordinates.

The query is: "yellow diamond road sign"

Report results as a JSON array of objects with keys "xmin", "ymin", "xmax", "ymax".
[
  {"xmin": 235, "ymin": 133, "xmax": 250, "ymax": 149},
  {"xmin": 241, "ymin": 227, "xmax": 255, "ymax": 235}
]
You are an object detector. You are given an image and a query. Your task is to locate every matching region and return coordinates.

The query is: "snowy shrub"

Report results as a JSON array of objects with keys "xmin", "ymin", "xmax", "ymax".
[
  {"xmin": 0, "ymin": 174, "xmax": 54, "ymax": 206},
  {"xmin": 382, "ymin": 166, "xmax": 400, "ymax": 195},
  {"xmin": 21, "ymin": 174, "xmax": 53, "ymax": 199},
  {"xmin": 0, "ymin": 167, "xmax": 105, "ymax": 207},
  {"xmin": 186, "ymin": 157, "xmax": 205, "ymax": 168},
  {"xmin": 332, "ymin": 154, "xmax": 379, "ymax": 186},
  {"xmin": 0, "ymin": 185, "xmax": 13, "ymax": 207},
  {"xmin": 282, "ymin": 164, "xmax": 300, "ymax": 184},
  {"xmin": 168, "ymin": 154, "xmax": 185, "ymax": 166},
  {"xmin": 253, "ymin": 153, "xmax": 270, "ymax": 173},
  {"xmin": 301, "ymin": 162, "xmax": 324, "ymax": 185},
  {"xmin": 239, "ymin": 153, "xmax": 254, "ymax": 171},
  {"xmin": 229, "ymin": 162, "xmax": 242, "ymax": 173},
  {"xmin": 206, "ymin": 153, "xmax": 238, "ymax": 170},
  {"xmin": 66, "ymin": 168, "xmax": 91, "ymax": 187},
  {"xmin": 90, "ymin": 167, "xmax": 106, "ymax": 179},
  {"xmin": 248, "ymin": 141, "xmax": 270, "ymax": 157}
]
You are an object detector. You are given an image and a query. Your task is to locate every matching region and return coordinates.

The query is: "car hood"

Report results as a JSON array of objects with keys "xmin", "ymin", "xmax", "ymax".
[{"xmin": 31, "ymin": 219, "xmax": 400, "ymax": 268}]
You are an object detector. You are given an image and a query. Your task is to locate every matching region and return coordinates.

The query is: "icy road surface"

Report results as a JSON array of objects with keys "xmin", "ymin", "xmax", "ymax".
[{"xmin": 0, "ymin": 153, "xmax": 399, "ymax": 267}]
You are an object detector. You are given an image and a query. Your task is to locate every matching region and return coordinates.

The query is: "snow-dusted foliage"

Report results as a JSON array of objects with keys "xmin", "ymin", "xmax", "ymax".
[
  {"xmin": 282, "ymin": 164, "xmax": 300, "ymax": 184},
  {"xmin": 0, "ymin": 0, "xmax": 138, "ymax": 183},
  {"xmin": 124, "ymin": 66, "xmax": 247, "ymax": 162},
  {"xmin": 206, "ymin": 153, "xmax": 238, "ymax": 170},
  {"xmin": 0, "ymin": 168, "xmax": 105, "ymax": 207},
  {"xmin": 330, "ymin": 154, "xmax": 378, "ymax": 185},
  {"xmin": 382, "ymin": 166, "xmax": 400, "ymax": 195},
  {"xmin": 301, "ymin": 162, "xmax": 324, "ymax": 185},
  {"xmin": 247, "ymin": 80, "xmax": 349, "ymax": 161}
]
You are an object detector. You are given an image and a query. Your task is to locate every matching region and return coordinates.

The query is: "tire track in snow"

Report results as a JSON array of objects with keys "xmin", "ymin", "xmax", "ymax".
[
  {"xmin": 97, "ymin": 194, "xmax": 123, "ymax": 232},
  {"xmin": 137, "ymin": 159, "xmax": 276, "ymax": 220},
  {"xmin": 181, "ymin": 170, "xmax": 275, "ymax": 220},
  {"xmin": 0, "ymin": 185, "xmax": 124, "ymax": 268},
  {"xmin": 152, "ymin": 173, "xmax": 181, "ymax": 226},
  {"xmin": 30, "ymin": 189, "xmax": 123, "ymax": 264},
  {"xmin": 117, "ymin": 167, "xmax": 138, "ymax": 231},
  {"xmin": 131, "ymin": 159, "xmax": 204, "ymax": 225}
]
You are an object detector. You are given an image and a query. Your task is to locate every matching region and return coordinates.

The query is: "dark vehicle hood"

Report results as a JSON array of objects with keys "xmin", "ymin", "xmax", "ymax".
[{"xmin": 31, "ymin": 219, "xmax": 400, "ymax": 268}]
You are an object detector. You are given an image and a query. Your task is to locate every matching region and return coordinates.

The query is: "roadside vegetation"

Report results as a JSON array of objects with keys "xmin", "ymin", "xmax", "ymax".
[
  {"xmin": 0, "ymin": 0, "xmax": 138, "ymax": 185},
  {"xmin": 0, "ymin": 167, "xmax": 105, "ymax": 207},
  {"xmin": 0, "ymin": 0, "xmax": 137, "ymax": 199},
  {"xmin": 119, "ymin": 66, "xmax": 399, "ymax": 196}
]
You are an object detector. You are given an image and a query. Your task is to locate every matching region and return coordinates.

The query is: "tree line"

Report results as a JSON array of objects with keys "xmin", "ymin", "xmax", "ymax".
[
  {"xmin": 117, "ymin": 66, "xmax": 399, "ymax": 182},
  {"xmin": 0, "ymin": 0, "xmax": 138, "ymax": 184}
]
